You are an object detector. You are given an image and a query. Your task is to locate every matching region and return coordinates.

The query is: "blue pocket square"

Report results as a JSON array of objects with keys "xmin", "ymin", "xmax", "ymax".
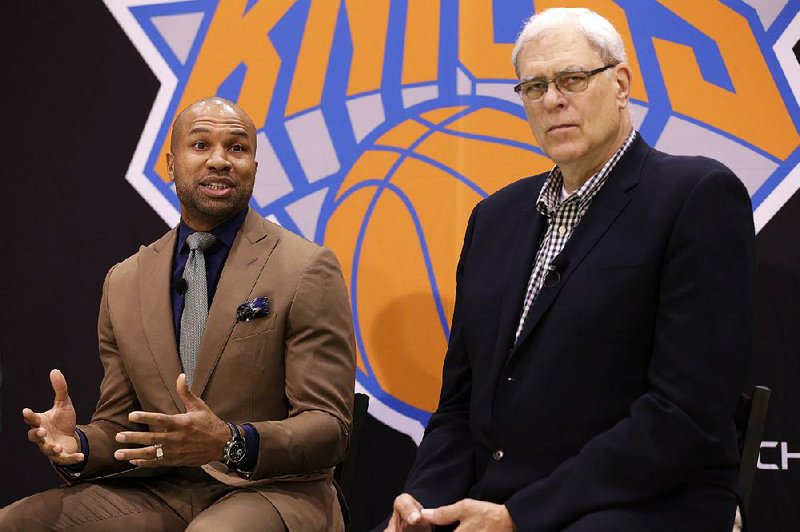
[{"xmin": 236, "ymin": 297, "xmax": 270, "ymax": 322}]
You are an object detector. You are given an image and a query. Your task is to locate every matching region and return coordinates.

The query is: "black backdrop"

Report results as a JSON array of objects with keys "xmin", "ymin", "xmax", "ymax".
[{"xmin": 1, "ymin": 3, "xmax": 798, "ymax": 531}]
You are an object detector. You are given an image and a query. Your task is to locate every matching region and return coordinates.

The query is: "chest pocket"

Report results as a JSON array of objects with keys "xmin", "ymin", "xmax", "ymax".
[{"xmin": 229, "ymin": 313, "xmax": 278, "ymax": 340}]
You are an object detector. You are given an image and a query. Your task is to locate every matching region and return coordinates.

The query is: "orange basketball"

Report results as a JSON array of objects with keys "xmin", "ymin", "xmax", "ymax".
[{"xmin": 324, "ymin": 104, "xmax": 552, "ymax": 415}]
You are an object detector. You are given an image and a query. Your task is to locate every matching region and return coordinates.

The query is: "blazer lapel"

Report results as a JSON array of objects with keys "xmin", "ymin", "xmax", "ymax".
[
  {"xmin": 510, "ymin": 136, "xmax": 648, "ymax": 356},
  {"xmin": 191, "ymin": 209, "xmax": 278, "ymax": 397},
  {"xmin": 486, "ymin": 184, "xmax": 549, "ymax": 391},
  {"xmin": 139, "ymin": 228, "xmax": 184, "ymax": 412},
  {"xmin": 494, "ymin": 204, "xmax": 547, "ymax": 357}
]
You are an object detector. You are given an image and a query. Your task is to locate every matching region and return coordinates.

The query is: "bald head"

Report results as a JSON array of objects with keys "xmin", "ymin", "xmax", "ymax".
[{"xmin": 170, "ymin": 97, "xmax": 257, "ymax": 153}]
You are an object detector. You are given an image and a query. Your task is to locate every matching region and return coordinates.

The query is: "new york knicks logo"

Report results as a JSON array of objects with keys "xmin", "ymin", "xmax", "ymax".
[{"xmin": 107, "ymin": 0, "xmax": 800, "ymax": 442}]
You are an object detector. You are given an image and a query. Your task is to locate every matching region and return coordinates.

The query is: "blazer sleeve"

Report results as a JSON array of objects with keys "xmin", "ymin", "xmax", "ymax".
[
  {"xmin": 505, "ymin": 168, "xmax": 757, "ymax": 530},
  {"xmin": 403, "ymin": 204, "xmax": 480, "ymax": 508},
  {"xmin": 69, "ymin": 266, "xmax": 146, "ymax": 481},
  {"xmin": 247, "ymin": 246, "xmax": 357, "ymax": 479}
]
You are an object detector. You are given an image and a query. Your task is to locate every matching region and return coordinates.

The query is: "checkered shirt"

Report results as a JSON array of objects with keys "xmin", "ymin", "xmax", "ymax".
[{"xmin": 513, "ymin": 129, "xmax": 637, "ymax": 341}]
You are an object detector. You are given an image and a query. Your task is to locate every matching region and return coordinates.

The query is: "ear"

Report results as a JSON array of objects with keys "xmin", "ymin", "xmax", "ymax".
[
  {"xmin": 166, "ymin": 152, "xmax": 175, "ymax": 182},
  {"xmin": 614, "ymin": 63, "xmax": 632, "ymax": 109}
]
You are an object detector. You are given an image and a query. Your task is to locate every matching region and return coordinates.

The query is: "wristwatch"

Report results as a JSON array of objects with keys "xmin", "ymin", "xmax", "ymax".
[{"xmin": 223, "ymin": 422, "xmax": 246, "ymax": 467}]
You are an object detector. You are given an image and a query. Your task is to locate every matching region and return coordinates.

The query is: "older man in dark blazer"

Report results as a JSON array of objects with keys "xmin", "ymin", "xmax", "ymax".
[
  {"xmin": 387, "ymin": 8, "xmax": 755, "ymax": 532},
  {"xmin": 1, "ymin": 97, "xmax": 356, "ymax": 531}
]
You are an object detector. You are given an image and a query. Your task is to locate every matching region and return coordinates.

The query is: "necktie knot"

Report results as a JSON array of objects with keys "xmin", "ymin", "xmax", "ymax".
[{"xmin": 186, "ymin": 232, "xmax": 217, "ymax": 252}]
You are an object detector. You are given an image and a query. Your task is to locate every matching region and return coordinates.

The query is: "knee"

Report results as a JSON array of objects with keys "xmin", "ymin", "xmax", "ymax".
[
  {"xmin": 0, "ymin": 496, "xmax": 46, "ymax": 531},
  {"xmin": 186, "ymin": 515, "xmax": 219, "ymax": 532},
  {"xmin": 188, "ymin": 497, "xmax": 287, "ymax": 532},
  {"xmin": 187, "ymin": 515, "xmax": 286, "ymax": 532}
]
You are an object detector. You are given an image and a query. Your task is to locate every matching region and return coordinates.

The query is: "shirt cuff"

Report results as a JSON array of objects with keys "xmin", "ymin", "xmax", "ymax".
[{"xmin": 238, "ymin": 423, "xmax": 259, "ymax": 473}]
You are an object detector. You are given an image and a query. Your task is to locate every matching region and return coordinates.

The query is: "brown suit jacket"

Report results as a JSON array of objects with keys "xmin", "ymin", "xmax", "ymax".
[{"xmin": 71, "ymin": 208, "xmax": 356, "ymax": 530}]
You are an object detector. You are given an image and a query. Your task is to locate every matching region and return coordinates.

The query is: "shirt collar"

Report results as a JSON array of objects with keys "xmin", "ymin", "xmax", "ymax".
[
  {"xmin": 537, "ymin": 129, "xmax": 637, "ymax": 216},
  {"xmin": 176, "ymin": 208, "xmax": 248, "ymax": 255}
]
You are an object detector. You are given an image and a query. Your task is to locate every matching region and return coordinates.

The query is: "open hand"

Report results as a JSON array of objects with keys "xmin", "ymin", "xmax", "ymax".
[
  {"xmin": 113, "ymin": 373, "xmax": 230, "ymax": 467},
  {"xmin": 22, "ymin": 369, "xmax": 84, "ymax": 466}
]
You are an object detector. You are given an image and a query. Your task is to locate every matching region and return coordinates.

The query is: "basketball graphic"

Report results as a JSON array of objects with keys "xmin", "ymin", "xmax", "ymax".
[
  {"xmin": 324, "ymin": 103, "xmax": 552, "ymax": 423},
  {"xmin": 106, "ymin": 0, "xmax": 800, "ymax": 442}
]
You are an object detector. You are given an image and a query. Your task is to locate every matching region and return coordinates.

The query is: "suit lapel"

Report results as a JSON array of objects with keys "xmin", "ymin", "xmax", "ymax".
[
  {"xmin": 493, "ymin": 203, "xmax": 547, "ymax": 358},
  {"xmin": 486, "ymin": 182, "xmax": 549, "ymax": 391},
  {"xmin": 510, "ymin": 136, "xmax": 648, "ymax": 357},
  {"xmin": 139, "ymin": 228, "xmax": 184, "ymax": 412},
  {"xmin": 191, "ymin": 209, "xmax": 278, "ymax": 397}
]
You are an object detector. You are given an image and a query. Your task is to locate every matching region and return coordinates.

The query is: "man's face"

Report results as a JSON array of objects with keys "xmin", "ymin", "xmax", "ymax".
[
  {"xmin": 167, "ymin": 100, "xmax": 257, "ymax": 231},
  {"xmin": 517, "ymin": 28, "xmax": 630, "ymax": 179}
]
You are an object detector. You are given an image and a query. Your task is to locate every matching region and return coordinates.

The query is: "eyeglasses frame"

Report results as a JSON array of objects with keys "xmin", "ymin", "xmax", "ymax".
[{"xmin": 513, "ymin": 63, "xmax": 618, "ymax": 101}]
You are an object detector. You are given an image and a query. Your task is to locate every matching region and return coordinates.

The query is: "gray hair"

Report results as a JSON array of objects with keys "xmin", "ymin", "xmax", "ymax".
[{"xmin": 511, "ymin": 8, "xmax": 627, "ymax": 76}]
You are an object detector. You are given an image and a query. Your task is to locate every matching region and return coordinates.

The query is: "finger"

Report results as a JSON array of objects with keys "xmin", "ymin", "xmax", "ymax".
[
  {"xmin": 50, "ymin": 369, "xmax": 70, "ymax": 405},
  {"xmin": 114, "ymin": 445, "xmax": 162, "ymax": 462},
  {"xmin": 420, "ymin": 500, "xmax": 465, "ymax": 525},
  {"xmin": 128, "ymin": 410, "xmax": 174, "ymax": 429},
  {"xmin": 42, "ymin": 439, "xmax": 63, "ymax": 457},
  {"xmin": 43, "ymin": 439, "xmax": 83, "ymax": 463},
  {"xmin": 394, "ymin": 493, "xmax": 424, "ymax": 525},
  {"xmin": 22, "ymin": 408, "xmax": 42, "ymax": 428},
  {"xmin": 119, "ymin": 444, "xmax": 166, "ymax": 468},
  {"xmin": 27, "ymin": 427, "xmax": 47, "ymax": 444},
  {"xmin": 383, "ymin": 516, "xmax": 396, "ymax": 532},
  {"xmin": 176, "ymin": 373, "xmax": 202, "ymax": 412},
  {"xmin": 115, "ymin": 431, "xmax": 165, "ymax": 445},
  {"xmin": 385, "ymin": 513, "xmax": 401, "ymax": 532},
  {"xmin": 387, "ymin": 511, "xmax": 422, "ymax": 532}
]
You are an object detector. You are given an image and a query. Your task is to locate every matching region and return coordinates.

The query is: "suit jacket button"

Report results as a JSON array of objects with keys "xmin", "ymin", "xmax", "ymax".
[{"xmin": 492, "ymin": 449, "xmax": 504, "ymax": 461}]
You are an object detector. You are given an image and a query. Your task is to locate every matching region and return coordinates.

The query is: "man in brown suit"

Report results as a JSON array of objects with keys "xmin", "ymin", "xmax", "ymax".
[{"xmin": 0, "ymin": 97, "xmax": 356, "ymax": 530}]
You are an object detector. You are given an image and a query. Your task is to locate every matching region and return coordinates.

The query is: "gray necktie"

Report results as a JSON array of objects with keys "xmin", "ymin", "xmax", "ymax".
[{"xmin": 180, "ymin": 232, "xmax": 217, "ymax": 387}]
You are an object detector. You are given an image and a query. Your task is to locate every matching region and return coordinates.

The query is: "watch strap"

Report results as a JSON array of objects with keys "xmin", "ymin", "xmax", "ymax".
[{"xmin": 226, "ymin": 422, "xmax": 242, "ymax": 442}]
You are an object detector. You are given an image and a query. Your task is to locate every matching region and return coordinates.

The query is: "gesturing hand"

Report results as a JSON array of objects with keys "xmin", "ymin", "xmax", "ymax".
[
  {"xmin": 22, "ymin": 369, "xmax": 84, "ymax": 466},
  {"xmin": 113, "ymin": 373, "xmax": 230, "ymax": 467}
]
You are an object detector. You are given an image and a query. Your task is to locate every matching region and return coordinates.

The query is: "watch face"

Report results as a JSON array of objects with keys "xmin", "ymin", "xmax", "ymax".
[{"xmin": 227, "ymin": 440, "xmax": 246, "ymax": 464}]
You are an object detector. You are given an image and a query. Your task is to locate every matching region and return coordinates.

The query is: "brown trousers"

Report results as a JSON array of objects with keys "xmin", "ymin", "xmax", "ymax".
[{"xmin": 0, "ymin": 468, "xmax": 287, "ymax": 531}]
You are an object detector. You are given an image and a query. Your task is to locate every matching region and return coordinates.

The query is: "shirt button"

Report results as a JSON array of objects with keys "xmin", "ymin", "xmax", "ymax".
[
  {"xmin": 492, "ymin": 449, "xmax": 504, "ymax": 461},
  {"xmin": 506, "ymin": 377, "xmax": 514, "ymax": 382},
  {"xmin": 558, "ymin": 226, "xmax": 567, "ymax": 236}
]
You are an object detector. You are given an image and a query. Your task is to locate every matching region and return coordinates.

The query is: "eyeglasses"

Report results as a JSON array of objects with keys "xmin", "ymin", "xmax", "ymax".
[{"xmin": 513, "ymin": 64, "xmax": 617, "ymax": 102}]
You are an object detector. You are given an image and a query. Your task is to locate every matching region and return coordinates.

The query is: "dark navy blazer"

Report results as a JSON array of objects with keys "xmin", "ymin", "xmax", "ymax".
[{"xmin": 403, "ymin": 135, "xmax": 757, "ymax": 531}]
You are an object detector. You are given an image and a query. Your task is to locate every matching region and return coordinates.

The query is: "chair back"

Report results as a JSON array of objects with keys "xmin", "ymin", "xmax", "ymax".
[
  {"xmin": 334, "ymin": 392, "xmax": 370, "ymax": 530},
  {"xmin": 736, "ymin": 385, "xmax": 771, "ymax": 517}
]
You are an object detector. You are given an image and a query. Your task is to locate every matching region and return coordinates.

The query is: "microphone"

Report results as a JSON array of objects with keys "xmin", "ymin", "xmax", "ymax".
[{"xmin": 174, "ymin": 277, "xmax": 188, "ymax": 295}]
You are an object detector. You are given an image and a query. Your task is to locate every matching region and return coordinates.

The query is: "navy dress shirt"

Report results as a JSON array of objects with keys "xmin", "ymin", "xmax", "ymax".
[{"xmin": 171, "ymin": 208, "xmax": 247, "ymax": 341}]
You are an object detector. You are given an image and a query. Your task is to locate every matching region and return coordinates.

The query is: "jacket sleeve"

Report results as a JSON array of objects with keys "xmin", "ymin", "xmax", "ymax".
[
  {"xmin": 247, "ymin": 246, "xmax": 357, "ymax": 479},
  {"xmin": 403, "ymin": 204, "xmax": 480, "ymax": 508},
  {"xmin": 505, "ymin": 168, "xmax": 757, "ymax": 530},
  {"xmin": 69, "ymin": 266, "xmax": 146, "ymax": 481}
]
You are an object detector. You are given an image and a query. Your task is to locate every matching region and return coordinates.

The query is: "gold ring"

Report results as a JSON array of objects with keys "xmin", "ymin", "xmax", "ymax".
[{"xmin": 154, "ymin": 443, "xmax": 164, "ymax": 461}]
